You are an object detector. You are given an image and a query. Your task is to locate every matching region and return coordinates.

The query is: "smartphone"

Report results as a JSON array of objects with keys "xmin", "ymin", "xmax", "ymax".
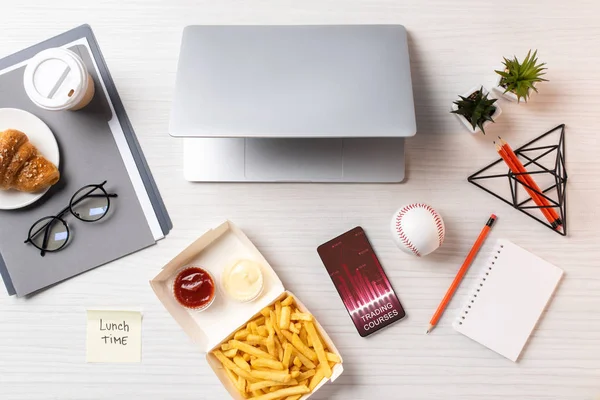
[{"xmin": 317, "ymin": 227, "xmax": 406, "ymax": 337}]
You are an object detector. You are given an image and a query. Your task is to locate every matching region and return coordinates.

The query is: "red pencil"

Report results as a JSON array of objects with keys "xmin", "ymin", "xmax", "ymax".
[
  {"xmin": 426, "ymin": 214, "xmax": 497, "ymax": 334},
  {"xmin": 495, "ymin": 143, "xmax": 557, "ymax": 227},
  {"xmin": 498, "ymin": 138, "xmax": 562, "ymax": 228}
]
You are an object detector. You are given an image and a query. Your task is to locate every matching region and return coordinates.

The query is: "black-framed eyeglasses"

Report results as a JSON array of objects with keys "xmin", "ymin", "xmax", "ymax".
[{"xmin": 24, "ymin": 181, "xmax": 118, "ymax": 256}]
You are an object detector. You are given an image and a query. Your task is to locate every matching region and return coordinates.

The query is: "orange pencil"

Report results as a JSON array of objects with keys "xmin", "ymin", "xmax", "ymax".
[
  {"xmin": 426, "ymin": 214, "xmax": 497, "ymax": 334},
  {"xmin": 498, "ymin": 138, "xmax": 562, "ymax": 227},
  {"xmin": 495, "ymin": 143, "xmax": 557, "ymax": 227}
]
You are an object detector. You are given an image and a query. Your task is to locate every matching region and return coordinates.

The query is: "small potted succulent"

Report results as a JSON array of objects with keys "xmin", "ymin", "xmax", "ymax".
[
  {"xmin": 493, "ymin": 49, "xmax": 547, "ymax": 102},
  {"xmin": 450, "ymin": 86, "xmax": 501, "ymax": 135}
]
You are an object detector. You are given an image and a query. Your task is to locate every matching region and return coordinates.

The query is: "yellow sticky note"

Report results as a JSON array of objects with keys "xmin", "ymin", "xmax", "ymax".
[{"xmin": 86, "ymin": 310, "xmax": 142, "ymax": 363}]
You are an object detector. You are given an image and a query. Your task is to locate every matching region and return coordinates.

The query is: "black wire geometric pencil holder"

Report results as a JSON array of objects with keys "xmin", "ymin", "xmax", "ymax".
[{"xmin": 468, "ymin": 124, "xmax": 567, "ymax": 236}]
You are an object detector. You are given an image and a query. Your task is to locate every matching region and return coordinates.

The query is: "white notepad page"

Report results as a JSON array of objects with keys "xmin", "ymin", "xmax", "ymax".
[{"xmin": 453, "ymin": 239, "xmax": 564, "ymax": 362}]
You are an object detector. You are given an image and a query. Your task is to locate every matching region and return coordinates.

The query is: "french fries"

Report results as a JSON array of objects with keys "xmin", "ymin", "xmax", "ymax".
[
  {"xmin": 257, "ymin": 325, "xmax": 269, "ymax": 337},
  {"xmin": 250, "ymin": 369, "xmax": 291, "ymax": 383},
  {"xmin": 296, "ymin": 369, "xmax": 315, "ymax": 382},
  {"xmin": 279, "ymin": 306, "xmax": 291, "ymax": 330},
  {"xmin": 247, "ymin": 334, "xmax": 267, "ymax": 346},
  {"xmin": 294, "ymin": 353, "xmax": 309, "ymax": 368},
  {"xmin": 251, "ymin": 358, "xmax": 284, "ymax": 370},
  {"xmin": 248, "ymin": 379, "xmax": 299, "ymax": 391},
  {"xmin": 213, "ymin": 350, "xmax": 256, "ymax": 382},
  {"xmin": 308, "ymin": 368, "xmax": 324, "ymax": 391},
  {"xmin": 266, "ymin": 334, "xmax": 276, "ymax": 357},
  {"xmin": 234, "ymin": 355, "xmax": 252, "ymax": 372},
  {"xmin": 291, "ymin": 312, "xmax": 312, "ymax": 322},
  {"xmin": 291, "ymin": 333, "xmax": 317, "ymax": 362},
  {"xmin": 281, "ymin": 295, "xmax": 294, "ymax": 307},
  {"xmin": 274, "ymin": 336, "xmax": 284, "ymax": 361},
  {"xmin": 224, "ymin": 367, "xmax": 238, "ymax": 388},
  {"xmin": 299, "ymin": 326, "xmax": 308, "ymax": 346},
  {"xmin": 238, "ymin": 376, "xmax": 247, "ymax": 394},
  {"xmin": 229, "ymin": 340, "xmax": 276, "ymax": 360},
  {"xmin": 266, "ymin": 317, "xmax": 275, "ymax": 337},
  {"xmin": 252, "ymin": 385, "xmax": 310, "ymax": 400},
  {"xmin": 282, "ymin": 343, "xmax": 293, "ymax": 369},
  {"xmin": 248, "ymin": 321, "xmax": 259, "ymax": 335},
  {"xmin": 305, "ymin": 321, "xmax": 331, "ymax": 378},
  {"xmin": 288, "ymin": 322, "xmax": 300, "ymax": 334},
  {"xmin": 235, "ymin": 329, "xmax": 250, "ymax": 340},
  {"xmin": 325, "ymin": 351, "xmax": 341, "ymax": 363},
  {"xmin": 223, "ymin": 348, "xmax": 238, "ymax": 358},
  {"xmin": 211, "ymin": 295, "xmax": 341, "ymax": 399},
  {"xmin": 275, "ymin": 302, "xmax": 282, "ymax": 325},
  {"xmin": 269, "ymin": 310, "xmax": 284, "ymax": 343},
  {"xmin": 260, "ymin": 308, "xmax": 271, "ymax": 317}
]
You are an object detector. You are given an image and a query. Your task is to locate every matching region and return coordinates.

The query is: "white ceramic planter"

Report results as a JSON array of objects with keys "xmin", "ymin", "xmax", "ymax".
[{"xmin": 451, "ymin": 86, "xmax": 502, "ymax": 135}]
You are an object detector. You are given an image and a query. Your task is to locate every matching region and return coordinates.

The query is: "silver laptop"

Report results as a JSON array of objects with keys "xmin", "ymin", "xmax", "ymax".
[{"xmin": 170, "ymin": 25, "xmax": 416, "ymax": 182}]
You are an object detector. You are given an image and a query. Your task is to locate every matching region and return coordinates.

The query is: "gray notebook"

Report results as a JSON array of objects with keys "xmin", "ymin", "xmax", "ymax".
[{"xmin": 0, "ymin": 25, "xmax": 171, "ymax": 296}]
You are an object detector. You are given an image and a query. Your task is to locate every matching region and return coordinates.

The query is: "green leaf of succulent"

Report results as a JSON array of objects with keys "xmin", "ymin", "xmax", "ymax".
[
  {"xmin": 450, "ymin": 87, "xmax": 497, "ymax": 134},
  {"xmin": 496, "ymin": 49, "xmax": 548, "ymax": 102}
]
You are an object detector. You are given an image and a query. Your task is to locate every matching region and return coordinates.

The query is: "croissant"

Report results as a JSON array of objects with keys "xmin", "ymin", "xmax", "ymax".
[{"xmin": 0, "ymin": 129, "xmax": 60, "ymax": 193}]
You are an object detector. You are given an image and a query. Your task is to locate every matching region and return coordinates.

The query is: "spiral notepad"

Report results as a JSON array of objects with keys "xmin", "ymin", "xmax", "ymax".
[{"xmin": 453, "ymin": 239, "xmax": 564, "ymax": 362}]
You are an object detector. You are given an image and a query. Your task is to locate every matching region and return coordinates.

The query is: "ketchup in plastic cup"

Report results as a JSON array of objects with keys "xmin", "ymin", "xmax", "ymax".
[{"xmin": 173, "ymin": 266, "xmax": 216, "ymax": 311}]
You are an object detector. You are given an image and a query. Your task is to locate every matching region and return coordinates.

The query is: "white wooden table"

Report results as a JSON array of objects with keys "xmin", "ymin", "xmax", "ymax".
[{"xmin": 1, "ymin": 1, "xmax": 599, "ymax": 399}]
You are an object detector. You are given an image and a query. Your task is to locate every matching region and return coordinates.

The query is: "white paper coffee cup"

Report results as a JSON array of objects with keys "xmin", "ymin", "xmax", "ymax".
[{"xmin": 23, "ymin": 48, "xmax": 95, "ymax": 111}]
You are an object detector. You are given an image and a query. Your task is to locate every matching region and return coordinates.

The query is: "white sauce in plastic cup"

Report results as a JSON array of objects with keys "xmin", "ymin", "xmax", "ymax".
[{"xmin": 23, "ymin": 48, "xmax": 95, "ymax": 111}]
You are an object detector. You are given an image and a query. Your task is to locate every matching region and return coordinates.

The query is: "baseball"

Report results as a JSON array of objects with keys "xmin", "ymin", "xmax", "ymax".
[{"xmin": 390, "ymin": 203, "xmax": 445, "ymax": 257}]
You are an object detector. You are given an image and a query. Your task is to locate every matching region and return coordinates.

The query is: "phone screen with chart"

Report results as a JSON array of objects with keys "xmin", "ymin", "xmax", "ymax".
[{"xmin": 317, "ymin": 227, "xmax": 406, "ymax": 337}]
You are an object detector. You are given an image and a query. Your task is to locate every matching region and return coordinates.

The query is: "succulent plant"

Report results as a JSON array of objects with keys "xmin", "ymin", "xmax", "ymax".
[
  {"xmin": 451, "ymin": 87, "xmax": 498, "ymax": 134},
  {"xmin": 495, "ymin": 50, "xmax": 548, "ymax": 102}
]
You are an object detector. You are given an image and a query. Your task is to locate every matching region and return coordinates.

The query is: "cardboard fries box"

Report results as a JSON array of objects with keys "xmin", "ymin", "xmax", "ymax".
[{"xmin": 151, "ymin": 221, "xmax": 343, "ymax": 399}]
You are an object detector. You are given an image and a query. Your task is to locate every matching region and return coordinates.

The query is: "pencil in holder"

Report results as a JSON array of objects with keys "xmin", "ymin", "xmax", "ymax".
[{"xmin": 468, "ymin": 124, "xmax": 567, "ymax": 236}]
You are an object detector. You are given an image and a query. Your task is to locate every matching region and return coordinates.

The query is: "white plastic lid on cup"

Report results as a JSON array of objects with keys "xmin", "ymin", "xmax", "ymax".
[{"xmin": 23, "ymin": 48, "xmax": 89, "ymax": 111}]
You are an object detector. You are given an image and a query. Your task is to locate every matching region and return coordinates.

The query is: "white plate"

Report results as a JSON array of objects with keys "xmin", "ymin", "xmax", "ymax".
[{"xmin": 0, "ymin": 108, "xmax": 60, "ymax": 210}]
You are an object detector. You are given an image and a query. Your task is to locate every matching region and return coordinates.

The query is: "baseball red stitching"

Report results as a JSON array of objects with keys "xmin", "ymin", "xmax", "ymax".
[
  {"xmin": 395, "ymin": 203, "xmax": 445, "ymax": 256},
  {"xmin": 395, "ymin": 204, "xmax": 421, "ymax": 257},
  {"xmin": 422, "ymin": 204, "xmax": 445, "ymax": 246}
]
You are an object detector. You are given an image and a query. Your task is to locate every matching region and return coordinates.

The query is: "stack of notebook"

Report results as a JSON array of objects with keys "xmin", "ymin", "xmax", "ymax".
[{"xmin": 0, "ymin": 25, "xmax": 171, "ymax": 297}]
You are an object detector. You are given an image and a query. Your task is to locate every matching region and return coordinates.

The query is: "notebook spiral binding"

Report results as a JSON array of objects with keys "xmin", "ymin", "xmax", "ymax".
[{"xmin": 456, "ymin": 242, "xmax": 505, "ymax": 326}]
